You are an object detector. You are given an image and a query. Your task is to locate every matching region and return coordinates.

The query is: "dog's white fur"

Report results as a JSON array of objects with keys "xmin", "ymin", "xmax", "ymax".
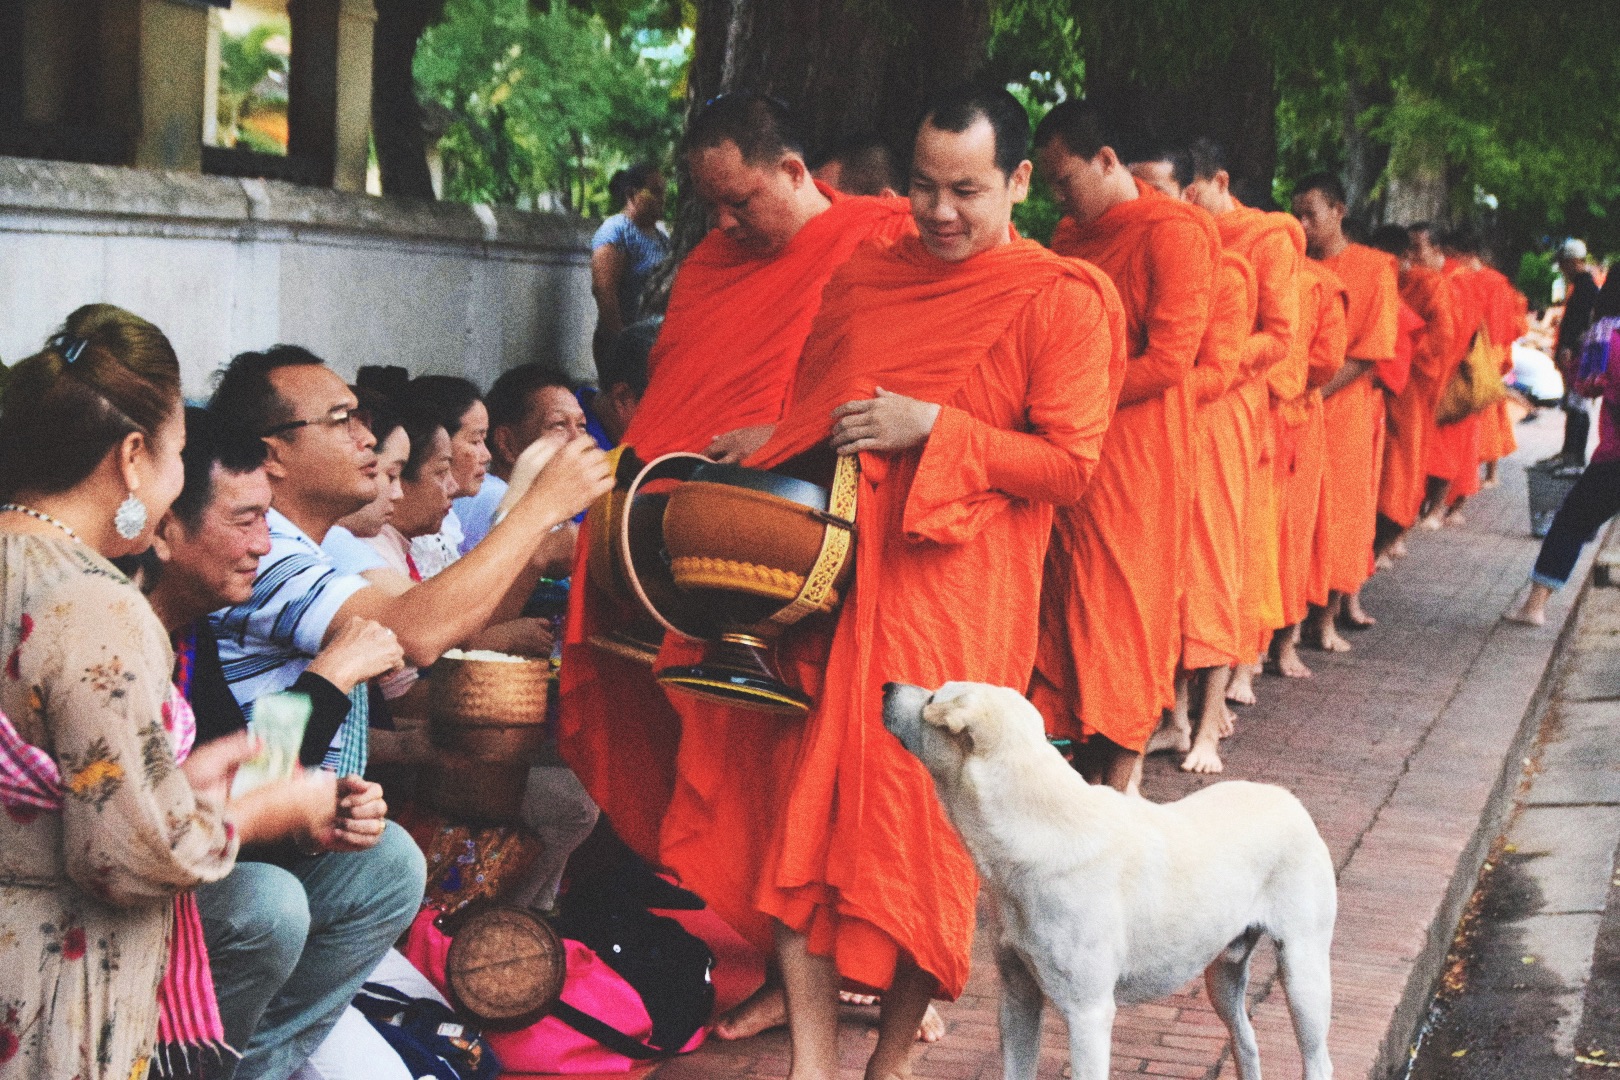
[{"xmin": 882, "ymin": 681, "xmax": 1336, "ymax": 1080}]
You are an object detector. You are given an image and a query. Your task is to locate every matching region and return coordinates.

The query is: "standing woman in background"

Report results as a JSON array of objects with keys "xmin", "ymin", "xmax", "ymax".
[
  {"xmin": 0, "ymin": 306, "xmax": 255, "ymax": 1078},
  {"xmin": 591, "ymin": 162, "xmax": 670, "ymax": 365}
]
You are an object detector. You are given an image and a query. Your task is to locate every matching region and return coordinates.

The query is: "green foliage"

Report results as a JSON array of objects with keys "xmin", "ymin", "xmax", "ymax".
[
  {"xmin": 986, "ymin": 0, "xmax": 1083, "ymax": 102},
  {"xmin": 416, "ymin": 0, "xmax": 688, "ymax": 213},
  {"xmin": 216, "ymin": 22, "xmax": 290, "ymax": 153},
  {"xmin": 1517, "ymin": 250, "xmax": 1559, "ymax": 311}
]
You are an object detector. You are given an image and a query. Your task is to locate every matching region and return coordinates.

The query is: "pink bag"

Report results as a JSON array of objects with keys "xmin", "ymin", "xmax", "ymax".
[{"xmin": 402, "ymin": 910, "xmax": 707, "ymax": 1074}]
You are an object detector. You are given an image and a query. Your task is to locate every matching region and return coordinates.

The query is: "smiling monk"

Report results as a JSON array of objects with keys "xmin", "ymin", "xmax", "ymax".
[
  {"xmin": 716, "ymin": 83, "xmax": 1123, "ymax": 1080},
  {"xmin": 1030, "ymin": 100, "xmax": 1219, "ymax": 792},
  {"xmin": 559, "ymin": 94, "xmax": 912, "ymax": 881}
]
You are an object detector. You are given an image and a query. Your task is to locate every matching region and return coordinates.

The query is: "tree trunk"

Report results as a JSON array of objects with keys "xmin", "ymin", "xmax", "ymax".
[
  {"xmin": 1083, "ymin": 30, "xmax": 1279, "ymax": 207},
  {"xmin": 641, "ymin": 0, "xmax": 990, "ymax": 310},
  {"xmin": 372, "ymin": 0, "xmax": 443, "ymax": 199},
  {"xmin": 1340, "ymin": 75, "xmax": 1392, "ymax": 226}
]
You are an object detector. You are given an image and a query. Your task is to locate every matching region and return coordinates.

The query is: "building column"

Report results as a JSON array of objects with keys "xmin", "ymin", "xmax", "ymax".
[
  {"xmin": 134, "ymin": 0, "xmax": 210, "ymax": 172},
  {"xmin": 288, "ymin": 0, "xmax": 376, "ymax": 192}
]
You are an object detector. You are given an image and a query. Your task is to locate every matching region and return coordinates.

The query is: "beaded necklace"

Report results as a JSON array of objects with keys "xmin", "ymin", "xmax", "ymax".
[{"xmin": 0, "ymin": 503, "xmax": 83, "ymax": 544}]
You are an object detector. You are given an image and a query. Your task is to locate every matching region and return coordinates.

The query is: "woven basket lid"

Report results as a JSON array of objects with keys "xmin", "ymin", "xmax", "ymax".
[{"xmin": 445, "ymin": 905, "xmax": 567, "ymax": 1029}]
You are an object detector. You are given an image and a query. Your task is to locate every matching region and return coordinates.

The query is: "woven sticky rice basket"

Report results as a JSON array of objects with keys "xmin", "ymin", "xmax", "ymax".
[
  {"xmin": 445, "ymin": 904, "xmax": 567, "ymax": 1029},
  {"xmin": 430, "ymin": 653, "xmax": 550, "ymax": 728}
]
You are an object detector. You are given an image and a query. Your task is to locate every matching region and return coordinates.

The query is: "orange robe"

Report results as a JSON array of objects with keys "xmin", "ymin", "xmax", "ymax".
[
  {"xmin": 1276, "ymin": 262, "xmax": 1347, "ymax": 624},
  {"xmin": 1034, "ymin": 180, "xmax": 1218, "ymax": 752},
  {"xmin": 727, "ymin": 235, "xmax": 1125, "ymax": 996},
  {"xmin": 1218, "ymin": 204, "xmax": 1305, "ymax": 662},
  {"xmin": 1373, "ymin": 301, "xmax": 1426, "ymax": 527},
  {"xmin": 1378, "ymin": 267, "xmax": 1457, "ymax": 528},
  {"xmin": 559, "ymin": 188, "xmax": 912, "ymax": 862},
  {"xmin": 1425, "ymin": 261, "xmax": 1489, "ymax": 500},
  {"xmin": 1316, "ymin": 244, "xmax": 1399, "ymax": 594},
  {"xmin": 1182, "ymin": 251, "xmax": 1257, "ymax": 670},
  {"xmin": 1476, "ymin": 267, "xmax": 1530, "ymax": 464}
]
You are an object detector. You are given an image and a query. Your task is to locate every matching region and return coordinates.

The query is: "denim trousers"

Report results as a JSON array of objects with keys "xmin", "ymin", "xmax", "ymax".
[
  {"xmin": 1532, "ymin": 457, "xmax": 1620, "ymax": 589},
  {"xmin": 194, "ymin": 820, "xmax": 426, "ymax": 1080}
]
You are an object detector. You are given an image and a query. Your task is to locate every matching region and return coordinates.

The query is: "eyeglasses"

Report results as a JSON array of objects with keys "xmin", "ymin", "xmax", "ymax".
[{"xmin": 261, "ymin": 404, "xmax": 371, "ymax": 439}]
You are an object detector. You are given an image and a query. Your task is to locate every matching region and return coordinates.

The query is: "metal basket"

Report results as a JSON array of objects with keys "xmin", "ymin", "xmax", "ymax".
[{"xmin": 1526, "ymin": 462, "xmax": 1581, "ymax": 539}]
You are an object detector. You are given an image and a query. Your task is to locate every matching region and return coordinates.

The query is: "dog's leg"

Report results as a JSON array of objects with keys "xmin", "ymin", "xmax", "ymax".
[
  {"xmin": 1277, "ymin": 933, "xmax": 1334, "ymax": 1080},
  {"xmin": 1057, "ymin": 997, "xmax": 1114, "ymax": 1080},
  {"xmin": 995, "ymin": 946, "xmax": 1043, "ymax": 1080},
  {"xmin": 1205, "ymin": 930, "xmax": 1262, "ymax": 1080}
]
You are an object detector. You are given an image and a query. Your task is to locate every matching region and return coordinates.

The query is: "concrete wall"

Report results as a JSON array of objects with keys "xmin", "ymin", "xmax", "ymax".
[{"xmin": 0, "ymin": 156, "xmax": 597, "ymax": 397}]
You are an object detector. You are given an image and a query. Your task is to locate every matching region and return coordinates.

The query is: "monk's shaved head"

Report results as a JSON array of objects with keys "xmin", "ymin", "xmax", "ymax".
[
  {"xmin": 684, "ymin": 92, "xmax": 808, "ymax": 167},
  {"xmin": 919, "ymin": 82, "xmax": 1031, "ymax": 179},
  {"xmin": 1292, "ymin": 172, "xmax": 1348, "ymax": 210},
  {"xmin": 812, "ymin": 133, "xmax": 903, "ymax": 197},
  {"xmin": 1369, "ymin": 224, "xmax": 1413, "ymax": 258}
]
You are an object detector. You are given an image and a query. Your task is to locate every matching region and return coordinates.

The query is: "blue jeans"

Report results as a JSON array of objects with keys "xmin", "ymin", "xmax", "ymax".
[
  {"xmin": 195, "ymin": 820, "xmax": 426, "ymax": 1080},
  {"xmin": 1532, "ymin": 458, "xmax": 1620, "ymax": 589}
]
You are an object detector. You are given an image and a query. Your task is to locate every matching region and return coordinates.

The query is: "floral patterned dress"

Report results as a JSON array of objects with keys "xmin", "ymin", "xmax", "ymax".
[{"xmin": 0, "ymin": 536, "xmax": 238, "ymax": 1080}]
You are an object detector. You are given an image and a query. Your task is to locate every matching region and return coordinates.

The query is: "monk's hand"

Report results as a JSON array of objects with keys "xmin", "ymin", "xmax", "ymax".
[
  {"xmin": 829, "ymin": 387, "xmax": 941, "ymax": 456},
  {"xmin": 705, "ymin": 425, "xmax": 774, "ymax": 464}
]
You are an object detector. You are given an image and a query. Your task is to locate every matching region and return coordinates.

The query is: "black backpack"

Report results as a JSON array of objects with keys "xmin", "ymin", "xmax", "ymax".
[{"xmin": 553, "ymin": 902, "xmax": 716, "ymax": 1053}]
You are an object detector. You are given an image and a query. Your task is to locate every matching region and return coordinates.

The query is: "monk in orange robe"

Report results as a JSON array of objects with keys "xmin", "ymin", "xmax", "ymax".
[
  {"xmin": 1029, "ymin": 100, "xmax": 1218, "ymax": 792},
  {"xmin": 1455, "ymin": 237, "xmax": 1529, "ymax": 486},
  {"xmin": 1291, "ymin": 173, "xmax": 1399, "ymax": 651},
  {"xmin": 1271, "ymin": 261, "xmax": 1349, "ymax": 675},
  {"xmin": 558, "ymin": 94, "xmax": 910, "ymax": 927},
  {"xmin": 727, "ymin": 86, "xmax": 1123, "ymax": 1080},
  {"xmin": 1422, "ymin": 245, "xmax": 1491, "ymax": 527},
  {"xmin": 1158, "ymin": 250, "xmax": 1255, "ymax": 772},
  {"xmin": 1367, "ymin": 225, "xmax": 1457, "ymax": 550},
  {"xmin": 1180, "ymin": 139, "xmax": 1305, "ymax": 709}
]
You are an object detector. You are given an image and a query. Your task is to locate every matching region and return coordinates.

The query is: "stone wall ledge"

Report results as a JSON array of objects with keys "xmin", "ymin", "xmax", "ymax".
[{"xmin": 0, "ymin": 156, "xmax": 592, "ymax": 253}]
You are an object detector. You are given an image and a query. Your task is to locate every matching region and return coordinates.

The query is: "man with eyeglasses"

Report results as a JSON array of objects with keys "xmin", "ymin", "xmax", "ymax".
[{"xmin": 206, "ymin": 345, "xmax": 611, "ymax": 783}]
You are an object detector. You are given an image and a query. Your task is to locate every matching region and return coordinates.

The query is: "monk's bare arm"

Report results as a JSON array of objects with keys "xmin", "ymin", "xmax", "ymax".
[
  {"xmin": 1242, "ymin": 229, "xmax": 1302, "ymax": 376},
  {"xmin": 591, "ymin": 245, "xmax": 628, "ymax": 359},
  {"xmin": 1118, "ymin": 219, "xmax": 1217, "ymax": 407}
]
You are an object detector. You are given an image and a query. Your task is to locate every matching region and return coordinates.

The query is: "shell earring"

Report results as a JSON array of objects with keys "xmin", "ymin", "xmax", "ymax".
[{"xmin": 114, "ymin": 492, "xmax": 148, "ymax": 540}]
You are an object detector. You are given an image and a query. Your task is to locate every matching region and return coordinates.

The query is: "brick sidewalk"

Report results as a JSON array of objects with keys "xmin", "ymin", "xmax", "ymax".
[{"xmin": 654, "ymin": 411, "xmax": 1583, "ymax": 1080}]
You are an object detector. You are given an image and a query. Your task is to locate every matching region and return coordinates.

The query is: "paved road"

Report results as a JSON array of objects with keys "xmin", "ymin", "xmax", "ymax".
[
  {"xmin": 652, "ymin": 411, "xmax": 1583, "ymax": 1080},
  {"xmin": 1404, "ymin": 522, "xmax": 1620, "ymax": 1080}
]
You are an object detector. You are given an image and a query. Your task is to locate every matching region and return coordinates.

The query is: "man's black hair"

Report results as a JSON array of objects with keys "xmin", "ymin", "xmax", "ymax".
[
  {"xmin": 209, "ymin": 344, "xmax": 326, "ymax": 437},
  {"xmin": 1033, "ymin": 98, "xmax": 1133, "ymax": 162},
  {"xmin": 172, "ymin": 405, "xmax": 269, "ymax": 532},
  {"xmin": 397, "ymin": 399, "xmax": 448, "ymax": 483},
  {"xmin": 1443, "ymin": 224, "xmax": 1481, "ymax": 255},
  {"xmin": 485, "ymin": 362, "xmax": 575, "ymax": 432},
  {"xmin": 1369, "ymin": 224, "xmax": 1413, "ymax": 258},
  {"xmin": 1292, "ymin": 171, "xmax": 1348, "ymax": 208},
  {"xmin": 1186, "ymin": 137, "xmax": 1228, "ymax": 184},
  {"xmin": 609, "ymin": 162, "xmax": 661, "ymax": 207},
  {"xmin": 1407, "ymin": 220, "xmax": 1435, "ymax": 238},
  {"xmin": 810, "ymin": 132, "xmax": 903, "ymax": 195},
  {"xmin": 600, "ymin": 317, "xmax": 661, "ymax": 398},
  {"xmin": 683, "ymin": 92, "xmax": 808, "ymax": 165},
  {"xmin": 918, "ymin": 82, "xmax": 1030, "ymax": 178},
  {"xmin": 402, "ymin": 375, "xmax": 483, "ymax": 437}
]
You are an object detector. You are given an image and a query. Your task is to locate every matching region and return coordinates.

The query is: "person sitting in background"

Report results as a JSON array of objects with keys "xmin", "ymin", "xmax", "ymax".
[
  {"xmin": 579, "ymin": 317, "xmax": 657, "ymax": 449},
  {"xmin": 0, "ymin": 306, "xmax": 259, "ymax": 1079},
  {"xmin": 206, "ymin": 345, "xmax": 611, "ymax": 774},
  {"xmin": 456, "ymin": 363, "xmax": 589, "ymax": 557},
  {"xmin": 142, "ymin": 406, "xmax": 422, "ymax": 1080},
  {"xmin": 1551, "ymin": 238, "xmax": 1601, "ymax": 470},
  {"xmin": 592, "ymin": 162, "xmax": 670, "ymax": 366},
  {"xmin": 322, "ymin": 387, "xmax": 411, "ymax": 577}
]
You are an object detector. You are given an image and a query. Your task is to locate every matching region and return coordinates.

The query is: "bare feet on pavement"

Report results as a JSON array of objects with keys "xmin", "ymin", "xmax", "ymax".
[{"xmin": 713, "ymin": 985, "xmax": 944, "ymax": 1043}]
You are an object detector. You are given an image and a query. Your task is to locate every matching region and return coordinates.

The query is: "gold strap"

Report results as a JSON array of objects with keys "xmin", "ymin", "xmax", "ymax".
[{"xmin": 768, "ymin": 455, "xmax": 858, "ymax": 628}]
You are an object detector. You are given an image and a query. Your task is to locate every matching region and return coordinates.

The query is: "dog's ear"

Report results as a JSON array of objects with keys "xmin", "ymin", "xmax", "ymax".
[{"xmin": 922, "ymin": 698, "xmax": 970, "ymax": 734}]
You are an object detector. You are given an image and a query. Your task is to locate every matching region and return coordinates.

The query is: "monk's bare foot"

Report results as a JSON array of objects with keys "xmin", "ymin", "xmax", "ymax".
[
  {"xmin": 1225, "ymin": 665, "xmax": 1258, "ymax": 706},
  {"xmin": 1218, "ymin": 705, "xmax": 1238, "ymax": 738},
  {"xmin": 918, "ymin": 1004, "xmax": 945, "ymax": 1043},
  {"xmin": 1444, "ymin": 509, "xmax": 1467, "ymax": 527},
  {"xmin": 1419, "ymin": 510, "xmax": 1444, "ymax": 531},
  {"xmin": 1145, "ymin": 719, "xmax": 1191, "ymax": 755},
  {"xmin": 1375, "ymin": 552, "xmax": 1395, "ymax": 571},
  {"xmin": 842, "ymin": 990, "xmax": 878, "ymax": 1007},
  {"xmin": 1391, "ymin": 537, "xmax": 1409, "ymax": 559},
  {"xmin": 1272, "ymin": 642, "xmax": 1314, "ymax": 678},
  {"xmin": 714, "ymin": 983, "xmax": 785, "ymax": 1040},
  {"xmin": 1181, "ymin": 738, "xmax": 1224, "ymax": 774},
  {"xmin": 1303, "ymin": 620, "xmax": 1351, "ymax": 652},
  {"xmin": 1341, "ymin": 595, "xmax": 1376, "ymax": 630}
]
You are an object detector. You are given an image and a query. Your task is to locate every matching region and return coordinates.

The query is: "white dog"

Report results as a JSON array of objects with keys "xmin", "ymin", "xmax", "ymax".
[{"xmin": 882, "ymin": 681, "xmax": 1336, "ymax": 1080}]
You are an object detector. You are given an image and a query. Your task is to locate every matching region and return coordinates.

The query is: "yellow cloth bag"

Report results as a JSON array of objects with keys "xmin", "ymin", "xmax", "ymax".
[{"xmin": 1435, "ymin": 328, "xmax": 1507, "ymax": 425}]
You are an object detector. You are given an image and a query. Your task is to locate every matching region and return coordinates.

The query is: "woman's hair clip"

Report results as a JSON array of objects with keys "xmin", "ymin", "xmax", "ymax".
[{"xmin": 50, "ymin": 335, "xmax": 88, "ymax": 366}]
